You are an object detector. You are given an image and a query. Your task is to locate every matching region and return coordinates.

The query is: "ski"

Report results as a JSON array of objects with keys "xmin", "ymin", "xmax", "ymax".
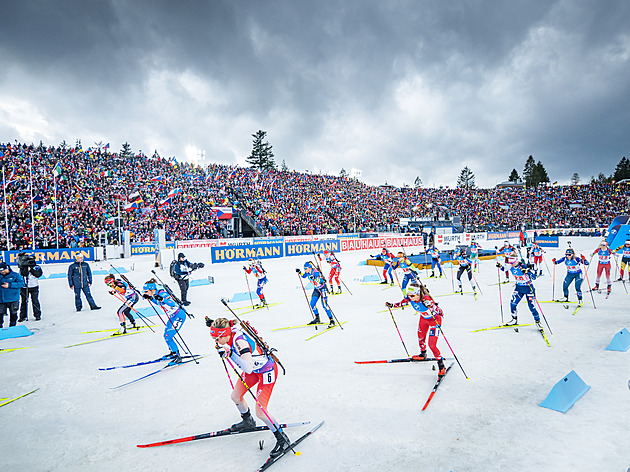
[
  {"xmin": 81, "ymin": 326, "xmax": 153, "ymax": 334},
  {"xmin": 571, "ymin": 303, "xmax": 584, "ymax": 316},
  {"xmin": 273, "ymin": 322, "xmax": 331, "ymax": 331},
  {"xmin": 355, "ymin": 356, "xmax": 445, "ymax": 364},
  {"xmin": 99, "ymin": 354, "xmax": 199, "ymax": 371},
  {"xmin": 234, "ymin": 302, "xmax": 283, "ymax": 314},
  {"xmin": 305, "ymin": 321, "xmax": 347, "ymax": 341},
  {"xmin": 421, "ymin": 363, "xmax": 454, "ymax": 411},
  {"xmin": 136, "ymin": 421, "xmax": 311, "ymax": 448},
  {"xmin": 0, "ymin": 346, "xmax": 33, "ymax": 354},
  {"xmin": 0, "ymin": 388, "xmax": 39, "ymax": 408},
  {"xmin": 111, "ymin": 356, "xmax": 204, "ymax": 389},
  {"xmin": 488, "ymin": 281, "xmax": 510, "ymax": 286},
  {"xmin": 256, "ymin": 421, "xmax": 325, "ymax": 472},
  {"xmin": 435, "ymin": 291, "xmax": 474, "ymax": 297},
  {"xmin": 470, "ymin": 323, "xmax": 534, "ymax": 332},
  {"xmin": 538, "ymin": 325, "xmax": 551, "ymax": 347},
  {"xmin": 65, "ymin": 330, "xmax": 143, "ymax": 348},
  {"xmin": 539, "ymin": 300, "xmax": 578, "ymax": 304},
  {"xmin": 377, "ymin": 305, "xmax": 406, "ymax": 313}
]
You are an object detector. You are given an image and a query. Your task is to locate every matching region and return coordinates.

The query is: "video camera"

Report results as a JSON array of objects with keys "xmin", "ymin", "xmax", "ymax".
[{"xmin": 17, "ymin": 253, "xmax": 37, "ymax": 269}]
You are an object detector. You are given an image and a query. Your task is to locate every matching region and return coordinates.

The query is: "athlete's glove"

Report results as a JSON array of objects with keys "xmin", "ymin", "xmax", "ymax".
[
  {"xmin": 295, "ymin": 269, "xmax": 301, "ymax": 274},
  {"xmin": 153, "ymin": 294, "xmax": 163, "ymax": 302},
  {"xmin": 496, "ymin": 262, "xmax": 502, "ymax": 268},
  {"xmin": 242, "ymin": 266, "xmax": 247, "ymax": 271},
  {"xmin": 216, "ymin": 345, "xmax": 228, "ymax": 359},
  {"xmin": 580, "ymin": 254, "xmax": 586, "ymax": 261},
  {"xmin": 108, "ymin": 290, "xmax": 115, "ymax": 295},
  {"xmin": 187, "ymin": 312, "xmax": 195, "ymax": 319},
  {"xmin": 142, "ymin": 293, "xmax": 152, "ymax": 300},
  {"xmin": 205, "ymin": 316, "xmax": 213, "ymax": 327},
  {"xmin": 385, "ymin": 302, "xmax": 393, "ymax": 308},
  {"xmin": 552, "ymin": 258, "xmax": 556, "ymax": 263}
]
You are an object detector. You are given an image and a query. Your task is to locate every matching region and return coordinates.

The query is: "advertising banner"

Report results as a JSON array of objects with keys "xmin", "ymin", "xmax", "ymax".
[
  {"xmin": 285, "ymin": 240, "xmax": 340, "ymax": 257},
  {"xmin": 211, "ymin": 243, "xmax": 283, "ymax": 263}
]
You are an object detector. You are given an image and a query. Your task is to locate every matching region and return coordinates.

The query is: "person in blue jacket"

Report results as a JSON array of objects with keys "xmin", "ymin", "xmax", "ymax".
[
  {"xmin": 142, "ymin": 278, "xmax": 192, "ymax": 364},
  {"xmin": 552, "ymin": 248, "xmax": 589, "ymax": 304},
  {"xmin": 0, "ymin": 261, "xmax": 25, "ymax": 328},
  {"xmin": 67, "ymin": 254, "xmax": 101, "ymax": 312}
]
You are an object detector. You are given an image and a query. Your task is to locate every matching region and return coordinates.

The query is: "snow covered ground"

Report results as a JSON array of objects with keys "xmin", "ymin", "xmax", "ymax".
[{"xmin": 1, "ymin": 236, "xmax": 628, "ymax": 472}]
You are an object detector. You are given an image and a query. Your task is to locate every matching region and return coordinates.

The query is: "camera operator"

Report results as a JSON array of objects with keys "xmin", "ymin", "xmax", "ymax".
[
  {"xmin": 170, "ymin": 252, "xmax": 204, "ymax": 306},
  {"xmin": 18, "ymin": 252, "xmax": 43, "ymax": 322}
]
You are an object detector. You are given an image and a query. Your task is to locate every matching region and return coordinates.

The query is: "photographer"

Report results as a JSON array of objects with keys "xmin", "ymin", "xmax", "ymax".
[
  {"xmin": 18, "ymin": 253, "xmax": 43, "ymax": 321},
  {"xmin": 169, "ymin": 252, "xmax": 204, "ymax": 306}
]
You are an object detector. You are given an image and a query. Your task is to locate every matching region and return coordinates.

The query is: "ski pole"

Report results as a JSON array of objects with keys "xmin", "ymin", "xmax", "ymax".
[
  {"xmin": 470, "ymin": 270, "xmax": 483, "ymax": 295},
  {"xmin": 524, "ymin": 278, "xmax": 553, "ymax": 335},
  {"xmin": 223, "ymin": 356, "xmax": 297, "ymax": 455},
  {"xmin": 542, "ymin": 254, "xmax": 552, "ymax": 277},
  {"xmin": 244, "ymin": 270, "xmax": 255, "ymax": 309},
  {"xmin": 552, "ymin": 262, "xmax": 555, "ymax": 301},
  {"xmin": 221, "ymin": 358, "xmax": 234, "ymax": 389},
  {"xmin": 426, "ymin": 311, "xmax": 469, "ymax": 380},
  {"xmin": 386, "ymin": 304, "xmax": 410, "ymax": 357},
  {"xmin": 317, "ymin": 287, "xmax": 344, "ymax": 329},
  {"xmin": 449, "ymin": 256, "xmax": 455, "ymax": 292},
  {"xmin": 338, "ymin": 277, "xmax": 353, "ymax": 295},
  {"xmin": 296, "ymin": 272, "xmax": 318, "ymax": 328},
  {"xmin": 582, "ymin": 260, "xmax": 597, "ymax": 309},
  {"xmin": 497, "ymin": 265, "xmax": 504, "ymax": 324}
]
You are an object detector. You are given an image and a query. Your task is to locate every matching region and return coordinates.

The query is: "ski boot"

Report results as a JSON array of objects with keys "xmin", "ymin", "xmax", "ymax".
[
  {"xmin": 593, "ymin": 283, "xmax": 599, "ymax": 292},
  {"xmin": 617, "ymin": 277, "xmax": 623, "ymax": 282},
  {"xmin": 130, "ymin": 321, "xmax": 137, "ymax": 330},
  {"xmin": 390, "ymin": 280, "xmax": 395, "ymax": 286},
  {"xmin": 577, "ymin": 297, "xmax": 583, "ymax": 306},
  {"xmin": 230, "ymin": 410, "xmax": 256, "ymax": 432},
  {"xmin": 412, "ymin": 350, "xmax": 428, "ymax": 361},
  {"xmin": 163, "ymin": 350, "xmax": 178, "ymax": 360},
  {"xmin": 455, "ymin": 286, "xmax": 463, "ymax": 294},
  {"xmin": 118, "ymin": 322, "xmax": 127, "ymax": 335},
  {"xmin": 270, "ymin": 429, "xmax": 291, "ymax": 458},
  {"xmin": 505, "ymin": 316, "xmax": 518, "ymax": 326},
  {"xmin": 439, "ymin": 272, "xmax": 444, "ymax": 278},
  {"xmin": 607, "ymin": 285, "xmax": 612, "ymax": 296},
  {"xmin": 430, "ymin": 271, "xmax": 435, "ymax": 278},
  {"xmin": 307, "ymin": 315, "xmax": 321, "ymax": 325},
  {"xmin": 437, "ymin": 358, "xmax": 446, "ymax": 378},
  {"xmin": 380, "ymin": 280, "xmax": 388, "ymax": 285},
  {"xmin": 535, "ymin": 319, "xmax": 543, "ymax": 331},
  {"xmin": 558, "ymin": 296, "xmax": 569, "ymax": 303},
  {"xmin": 327, "ymin": 319, "xmax": 336, "ymax": 328},
  {"xmin": 337, "ymin": 286, "xmax": 342, "ymax": 293},
  {"xmin": 168, "ymin": 353, "xmax": 182, "ymax": 365}
]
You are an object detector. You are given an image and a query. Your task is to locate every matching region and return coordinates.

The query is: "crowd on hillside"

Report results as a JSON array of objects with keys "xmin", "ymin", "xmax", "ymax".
[{"xmin": 0, "ymin": 141, "xmax": 627, "ymax": 249}]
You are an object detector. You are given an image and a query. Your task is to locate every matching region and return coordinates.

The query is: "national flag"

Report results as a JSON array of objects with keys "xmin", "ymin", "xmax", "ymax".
[
  {"xmin": 151, "ymin": 176, "xmax": 163, "ymax": 182},
  {"xmin": 128, "ymin": 192, "xmax": 142, "ymax": 202},
  {"xmin": 212, "ymin": 206, "xmax": 233, "ymax": 219},
  {"xmin": 103, "ymin": 143, "xmax": 110, "ymax": 149},
  {"xmin": 228, "ymin": 169, "xmax": 237, "ymax": 179},
  {"xmin": 53, "ymin": 162, "xmax": 63, "ymax": 177},
  {"xmin": 167, "ymin": 187, "xmax": 182, "ymax": 198},
  {"xmin": 158, "ymin": 197, "xmax": 172, "ymax": 209},
  {"xmin": 124, "ymin": 201, "xmax": 139, "ymax": 212}
]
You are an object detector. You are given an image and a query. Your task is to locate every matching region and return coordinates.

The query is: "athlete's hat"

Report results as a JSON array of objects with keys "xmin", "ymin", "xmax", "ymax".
[
  {"xmin": 143, "ymin": 281, "xmax": 157, "ymax": 291},
  {"xmin": 210, "ymin": 325, "xmax": 232, "ymax": 338},
  {"xmin": 406, "ymin": 284, "xmax": 421, "ymax": 296}
]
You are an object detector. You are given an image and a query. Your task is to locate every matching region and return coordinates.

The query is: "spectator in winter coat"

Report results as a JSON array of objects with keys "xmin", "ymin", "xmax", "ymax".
[
  {"xmin": 0, "ymin": 261, "xmax": 26, "ymax": 328},
  {"xmin": 17, "ymin": 252, "xmax": 43, "ymax": 321},
  {"xmin": 67, "ymin": 254, "xmax": 101, "ymax": 312}
]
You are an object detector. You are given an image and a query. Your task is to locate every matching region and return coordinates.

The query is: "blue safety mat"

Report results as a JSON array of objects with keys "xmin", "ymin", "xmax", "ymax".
[
  {"xmin": 230, "ymin": 292, "xmax": 257, "ymax": 303},
  {"xmin": 0, "ymin": 325, "xmax": 34, "ymax": 341},
  {"xmin": 190, "ymin": 278, "xmax": 213, "ymax": 287}
]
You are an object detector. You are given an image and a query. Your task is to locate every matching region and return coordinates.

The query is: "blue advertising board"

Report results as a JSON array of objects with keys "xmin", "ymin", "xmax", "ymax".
[
  {"xmin": 487, "ymin": 231, "xmax": 520, "ymax": 241},
  {"xmin": 535, "ymin": 236, "xmax": 559, "ymax": 248},
  {"xmin": 130, "ymin": 242, "xmax": 175, "ymax": 255},
  {"xmin": 211, "ymin": 243, "xmax": 284, "ymax": 263},
  {"xmin": 2, "ymin": 247, "xmax": 96, "ymax": 265}
]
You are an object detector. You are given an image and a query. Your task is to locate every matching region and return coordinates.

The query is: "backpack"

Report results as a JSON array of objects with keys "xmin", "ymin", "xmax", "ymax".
[{"xmin": 169, "ymin": 260, "xmax": 181, "ymax": 280}]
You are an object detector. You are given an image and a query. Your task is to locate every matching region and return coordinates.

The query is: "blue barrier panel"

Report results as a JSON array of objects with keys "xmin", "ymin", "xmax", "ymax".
[
  {"xmin": 362, "ymin": 274, "xmax": 381, "ymax": 282},
  {"xmin": 535, "ymin": 236, "xmax": 559, "ymax": 248},
  {"xmin": 0, "ymin": 325, "xmax": 33, "ymax": 340},
  {"xmin": 230, "ymin": 292, "xmax": 257, "ymax": 303},
  {"xmin": 285, "ymin": 240, "xmax": 340, "ymax": 257},
  {"xmin": 539, "ymin": 370, "xmax": 590, "ymax": 413},
  {"xmin": 2, "ymin": 248, "xmax": 95, "ymax": 265},
  {"xmin": 190, "ymin": 278, "xmax": 213, "ymax": 287},
  {"xmin": 211, "ymin": 243, "xmax": 283, "ymax": 263},
  {"xmin": 605, "ymin": 328, "xmax": 630, "ymax": 352}
]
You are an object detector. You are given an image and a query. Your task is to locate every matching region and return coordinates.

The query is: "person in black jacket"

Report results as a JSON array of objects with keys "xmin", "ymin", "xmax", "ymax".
[
  {"xmin": 17, "ymin": 252, "xmax": 43, "ymax": 321},
  {"xmin": 171, "ymin": 252, "xmax": 204, "ymax": 306},
  {"xmin": 67, "ymin": 254, "xmax": 101, "ymax": 312}
]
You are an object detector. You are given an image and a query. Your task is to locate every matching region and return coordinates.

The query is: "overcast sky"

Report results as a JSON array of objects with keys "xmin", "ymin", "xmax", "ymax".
[{"xmin": 1, "ymin": 0, "xmax": 629, "ymax": 188}]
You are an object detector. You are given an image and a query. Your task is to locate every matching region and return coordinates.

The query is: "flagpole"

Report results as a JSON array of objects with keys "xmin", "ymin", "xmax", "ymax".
[
  {"xmin": 29, "ymin": 152, "xmax": 35, "ymax": 250},
  {"xmin": 54, "ymin": 173, "xmax": 59, "ymax": 249},
  {"xmin": 2, "ymin": 167, "xmax": 10, "ymax": 251},
  {"xmin": 117, "ymin": 199, "xmax": 121, "ymax": 246}
]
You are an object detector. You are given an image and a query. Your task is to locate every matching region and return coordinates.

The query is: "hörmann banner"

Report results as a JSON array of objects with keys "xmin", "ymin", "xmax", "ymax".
[
  {"xmin": 284, "ymin": 239, "xmax": 340, "ymax": 257},
  {"xmin": 211, "ymin": 243, "xmax": 284, "ymax": 263},
  {"xmin": 2, "ymin": 248, "xmax": 96, "ymax": 265}
]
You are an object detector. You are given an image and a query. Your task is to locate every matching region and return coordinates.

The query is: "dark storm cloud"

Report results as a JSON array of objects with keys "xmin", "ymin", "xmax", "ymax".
[{"xmin": 0, "ymin": 0, "xmax": 629, "ymax": 187}]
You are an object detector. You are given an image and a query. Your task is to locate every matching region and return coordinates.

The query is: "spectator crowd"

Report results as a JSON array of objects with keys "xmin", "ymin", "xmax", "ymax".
[{"xmin": 1, "ymin": 140, "xmax": 628, "ymax": 249}]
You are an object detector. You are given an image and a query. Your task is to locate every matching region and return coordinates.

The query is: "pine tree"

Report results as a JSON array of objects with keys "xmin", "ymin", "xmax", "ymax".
[
  {"xmin": 457, "ymin": 166, "xmax": 475, "ymax": 189},
  {"xmin": 120, "ymin": 142, "xmax": 133, "ymax": 159},
  {"xmin": 532, "ymin": 162, "xmax": 550, "ymax": 186},
  {"xmin": 523, "ymin": 156, "xmax": 536, "ymax": 187},
  {"xmin": 414, "ymin": 176, "xmax": 423, "ymax": 188},
  {"xmin": 340, "ymin": 168, "xmax": 348, "ymax": 177},
  {"xmin": 280, "ymin": 159, "xmax": 289, "ymax": 172},
  {"xmin": 508, "ymin": 169, "xmax": 520, "ymax": 182},
  {"xmin": 570, "ymin": 172, "xmax": 580, "ymax": 185},
  {"xmin": 613, "ymin": 157, "xmax": 630, "ymax": 181},
  {"xmin": 152, "ymin": 150, "xmax": 161, "ymax": 159},
  {"xmin": 246, "ymin": 130, "xmax": 277, "ymax": 170}
]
